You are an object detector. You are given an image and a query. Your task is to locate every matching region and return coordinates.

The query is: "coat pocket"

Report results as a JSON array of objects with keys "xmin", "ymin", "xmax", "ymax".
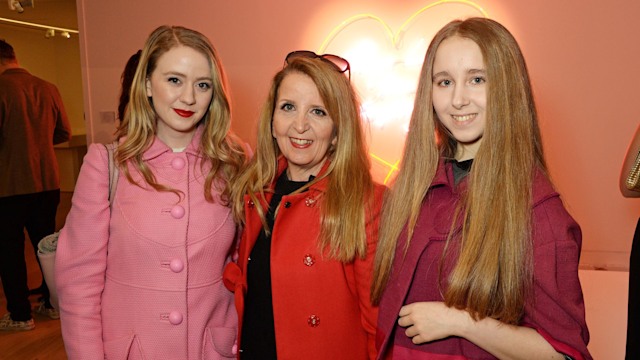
[
  {"xmin": 104, "ymin": 333, "xmax": 145, "ymax": 360},
  {"xmin": 203, "ymin": 326, "xmax": 237, "ymax": 359}
]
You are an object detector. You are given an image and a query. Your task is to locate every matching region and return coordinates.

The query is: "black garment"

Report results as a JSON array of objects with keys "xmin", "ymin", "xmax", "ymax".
[
  {"xmin": 240, "ymin": 173, "xmax": 310, "ymax": 359},
  {"xmin": 451, "ymin": 158, "xmax": 473, "ymax": 184},
  {"xmin": 0, "ymin": 190, "xmax": 59, "ymax": 320},
  {"xmin": 626, "ymin": 218, "xmax": 640, "ymax": 359}
]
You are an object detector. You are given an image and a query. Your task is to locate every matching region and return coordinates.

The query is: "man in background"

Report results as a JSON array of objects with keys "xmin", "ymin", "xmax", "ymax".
[{"xmin": 0, "ymin": 39, "xmax": 71, "ymax": 331}]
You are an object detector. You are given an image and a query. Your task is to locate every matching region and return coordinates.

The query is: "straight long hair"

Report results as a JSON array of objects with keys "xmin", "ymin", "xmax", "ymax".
[
  {"xmin": 372, "ymin": 18, "xmax": 547, "ymax": 324},
  {"xmin": 230, "ymin": 57, "xmax": 374, "ymax": 261},
  {"xmin": 116, "ymin": 25, "xmax": 246, "ymax": 203}
]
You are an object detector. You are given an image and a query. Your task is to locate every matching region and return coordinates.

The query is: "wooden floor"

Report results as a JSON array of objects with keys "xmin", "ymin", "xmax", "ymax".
[{"xmin": 0, "ymin": 192, "xmax": 72, "ymax": 360}]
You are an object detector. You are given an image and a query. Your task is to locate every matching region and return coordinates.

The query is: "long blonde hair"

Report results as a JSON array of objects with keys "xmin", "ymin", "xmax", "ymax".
[
  {"xmin": 230, "ymin": 56, "xmax": 374, "ymax": 261},
  {"xmin": 372, "ymin": 18, "xmax": 547, "ymax": 324},
  {"xmin": 116, "ymin": 25, "xmax": 246, "ymax": 203}
]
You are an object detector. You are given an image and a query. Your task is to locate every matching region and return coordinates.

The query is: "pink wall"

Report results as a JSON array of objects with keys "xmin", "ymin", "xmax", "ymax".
[{"xmin": 76, "ymin": 0, "xmax": 640, "ymax": 270}]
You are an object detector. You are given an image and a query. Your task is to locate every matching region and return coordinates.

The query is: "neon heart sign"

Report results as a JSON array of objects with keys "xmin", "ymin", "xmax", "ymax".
[{"xmin": 318, "ymin": 1, "xmax": 488, "ymax": 184}]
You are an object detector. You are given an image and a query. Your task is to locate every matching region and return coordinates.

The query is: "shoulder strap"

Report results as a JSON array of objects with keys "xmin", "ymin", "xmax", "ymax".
[{"xmin": 104, "ymin": 141, "xmax": 120, "ymax": 207}]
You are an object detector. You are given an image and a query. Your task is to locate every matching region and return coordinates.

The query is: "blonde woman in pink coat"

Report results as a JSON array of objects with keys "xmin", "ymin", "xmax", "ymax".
[{"xmin": 55, "ymin": 25, "xmax": 247, "ymax": 359}]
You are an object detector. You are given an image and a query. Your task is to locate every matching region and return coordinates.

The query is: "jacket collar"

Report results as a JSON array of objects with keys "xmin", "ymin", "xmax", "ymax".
[
  {"xmin": 1, "ymin": 68, "xmax": 30, "ymax": 76},
  {"xmin": 142, "ymin": 125, "xmax": 205, "ymax": 161},
  {"xmin": 274, "ymin": 155, "xmax": 331, "ymax": 194},
  {"xmin": 432, "ymin": 157, "xmax": 558, "ymax": 207}
]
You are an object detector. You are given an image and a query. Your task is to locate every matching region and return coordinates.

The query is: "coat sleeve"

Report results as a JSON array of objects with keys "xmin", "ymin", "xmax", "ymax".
[
  {"xmin": 352, "ymin": 184, "xmax": 385, "ymax": 359},
  {"xmin": 523, "ymin": 194, "xmax": 592, "ymax": 360},
  {"xmin": 55, "ymin": 143, "xmax": 111, "ymax": 359},
  {"xmin": 50, "ymin": 85, "xmax": 71, "ymax": 145}
]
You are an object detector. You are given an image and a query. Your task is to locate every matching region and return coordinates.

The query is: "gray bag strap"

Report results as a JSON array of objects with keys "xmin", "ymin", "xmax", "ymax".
[{"xmin": 104, "ymin": 141, "xmax": 119, "ymax": 207}]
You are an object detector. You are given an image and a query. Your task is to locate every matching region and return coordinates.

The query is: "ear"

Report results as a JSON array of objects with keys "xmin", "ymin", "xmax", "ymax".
[{"xmin": 146, "ymin": 77, "xmax": 152, "ymax": 97}]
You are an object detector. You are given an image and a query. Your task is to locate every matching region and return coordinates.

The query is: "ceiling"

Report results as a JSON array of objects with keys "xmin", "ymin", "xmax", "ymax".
[{"xmin": 0, "ymin": 0, "xmax": 78, "ymax": 31}]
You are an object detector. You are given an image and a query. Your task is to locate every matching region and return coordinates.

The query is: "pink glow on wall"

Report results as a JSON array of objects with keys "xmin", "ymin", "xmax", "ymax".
[{"xmin": 311, "ymin": 1, "xmax": 487, "ymax": 183}]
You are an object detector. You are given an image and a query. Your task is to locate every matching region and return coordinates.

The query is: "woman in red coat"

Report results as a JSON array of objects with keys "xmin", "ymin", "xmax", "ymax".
[{"xmin": 223, "ymin": 52, "xmax": 383, "ymax": 359}]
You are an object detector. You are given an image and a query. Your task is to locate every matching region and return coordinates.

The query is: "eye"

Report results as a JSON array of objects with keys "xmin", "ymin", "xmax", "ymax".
[
  {"xmin": 436, "ymin": 79, "xmax": 452, "ymax": 87},
  {"xmin": 197, "ymin": 82, "xmax": 212, "ymax": 91},
  {"xmin": 280, "ymin": 103, "xmax": 294, "ymax": 111},
  {"xmin": 471, "ymin": 76, "xmax": 486, "ymax": 85},
  {"xmin": 311, "ymin": 108, "xmax": 327, "ymax": 117},
  {"xmin": 168, "ymin": 77, "xmax": 180, "ymax": 84}
]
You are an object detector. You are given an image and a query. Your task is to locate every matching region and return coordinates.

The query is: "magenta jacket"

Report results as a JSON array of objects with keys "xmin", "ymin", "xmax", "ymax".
[
  {"xmin": 376, "ymin": 159, "xmax": 591, "ymax": 360},
  {"xmin": 56, "ymin": 129, "xmax": 238, "ymax": 359}
]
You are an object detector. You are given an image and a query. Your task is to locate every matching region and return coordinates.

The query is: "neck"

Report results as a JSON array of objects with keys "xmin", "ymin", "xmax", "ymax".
[{"xmin": 0, "ymin": 61, "xmax": 19, "ymax": 74}]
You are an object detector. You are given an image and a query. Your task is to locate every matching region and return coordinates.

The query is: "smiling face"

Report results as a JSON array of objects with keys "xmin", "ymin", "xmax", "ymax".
[
  {"xmin": 272, "ymin": 72, "xmax": 337, "ymax": 181},
  {"xmin": 432, "ymin": 35, "xmax": 487, "ymax": 161},
  {"xmin": 146, "ymin": 45, "xmax": 213, "ymax": 149}
]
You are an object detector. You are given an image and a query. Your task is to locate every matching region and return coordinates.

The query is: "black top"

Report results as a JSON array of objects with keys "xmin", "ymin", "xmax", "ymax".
[
  {"xmin": 451, "ymin": 158, "xmax": 473, "ymax": 185},
  {"xmin": 240, "ymin": 172, "xmax": 311, "ymax": 359}
]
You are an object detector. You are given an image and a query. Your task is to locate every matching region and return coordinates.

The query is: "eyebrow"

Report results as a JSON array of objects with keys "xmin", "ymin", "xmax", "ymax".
[
  {"xmin": 432, "ymin": 68, "xmax": 486, "ymax": 79},
  {"xmin": 162, "ymin": 71, "xmax": 213, "ymax": 82}
]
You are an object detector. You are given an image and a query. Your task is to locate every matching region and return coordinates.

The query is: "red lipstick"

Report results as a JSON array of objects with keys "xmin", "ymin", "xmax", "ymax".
[{"xmin": 174, "ymin": 109, "xmax": 195, "ymax": 118}]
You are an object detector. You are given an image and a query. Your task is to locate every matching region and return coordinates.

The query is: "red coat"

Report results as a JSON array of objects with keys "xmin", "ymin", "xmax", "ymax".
[
  {"xmin": 224, "ymin": 158, "xmax": 384, "ymax": 359},
  {"xmin": 376, "ymin": 159, "xmax": 591, "ymax": 360}
]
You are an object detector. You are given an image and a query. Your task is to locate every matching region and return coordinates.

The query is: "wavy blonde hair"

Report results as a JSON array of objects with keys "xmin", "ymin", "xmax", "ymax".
[
  {"xmin": 115, "ymin": 25, "xmax": 246, "ymax": 203},
  {"xmin": 230, "ymin": 56, "xmax": 374, "ymax": 261},
  {"xmin": 372, "ymin": 18, "xmax": 547, "ymax": 325}
]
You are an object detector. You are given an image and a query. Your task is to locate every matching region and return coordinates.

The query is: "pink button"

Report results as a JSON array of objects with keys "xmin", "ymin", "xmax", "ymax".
[
  {"xmin": 170, "ymin": 205, "xmax": 185, "ymax": 219},
  {"xmin": 171, "ymin": 157, "xmax": 185, "ymax": 170},
  {"xmin": 169, "ymin": 259, "xmax": 184, "ymax": 273},
  {"xmin": 169, "ymin": 311, "xmax": 183, "ymax": 325}
]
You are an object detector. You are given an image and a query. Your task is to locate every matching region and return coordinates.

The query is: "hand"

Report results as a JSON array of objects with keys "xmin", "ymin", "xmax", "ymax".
[{"xmin": 397, "ymin": 301, "xmax": 470, "ymax": 344}]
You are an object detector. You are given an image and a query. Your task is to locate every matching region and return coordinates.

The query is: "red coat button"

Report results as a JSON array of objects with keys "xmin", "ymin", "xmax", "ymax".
[
  {"xmin": 284, "ymin": 201, "xmax": 291, "ymax": 208},
  {"xmin": 169, "ymin": 259, "xmax": 184, "ymax": 273},
  {"xmin": 170, "ymin": 205, "xmax": 185, "ymax": 219},
  {"xmin": 169, "ymin": 311, "xmax": 183, "ymax": 325},
  {"xmin": 171, "ymin": 157, "xmax": 185, "ymax": 170},
  {"xmin": 307, "ymin": 314, "xmax": 320, "ymax": 327},
  {"xmin": 305, "ymin": 197, "xmax": 316, "ymax": 207},
  {"xmin": 303, "ymin": 254, "xmax": 315, "ymax": 266}
]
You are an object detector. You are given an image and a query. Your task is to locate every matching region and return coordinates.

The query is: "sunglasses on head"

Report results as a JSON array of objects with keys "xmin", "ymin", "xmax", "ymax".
[{"xmin": 284, "ymin": 50, "xmax": 351, "ymax": 80}]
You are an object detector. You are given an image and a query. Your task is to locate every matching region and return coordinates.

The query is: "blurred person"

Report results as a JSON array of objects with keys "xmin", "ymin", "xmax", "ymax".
[
  {"xmin": 0, "ymin": 39, "xmax": 71, "ymax": 330},
  {"xmin": 619, "ymin": 124, "xmax": 640, "ymax": 359}
]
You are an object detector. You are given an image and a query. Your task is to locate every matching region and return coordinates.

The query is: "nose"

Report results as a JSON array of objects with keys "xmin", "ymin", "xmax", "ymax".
[
  {"xmin": 293, "ymin": 113, "xmax": 310, "ymax": 133},
  {"xmin": 452, "ymin": 84, "xmax": 470, "ymax": 109},
  {"xmin": 180, "ymin": 85, "xmax": 196, "ymax": 105}
]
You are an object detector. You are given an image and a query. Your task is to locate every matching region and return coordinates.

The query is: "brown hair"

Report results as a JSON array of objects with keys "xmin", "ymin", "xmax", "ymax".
[
  {"xmin": 116, "ymin": 25, "xmax": 246, "ymax": 203},
  {"xmin": 372, "ymin": 17, "xmax": 546, "ymax": 325},
  {"xmin": 230, "ymin": 56, "xmax": 374, "ymax": 261},
  {"xmin": 117, "ymin": 49, "xmax": 142, "ymax": 122}
]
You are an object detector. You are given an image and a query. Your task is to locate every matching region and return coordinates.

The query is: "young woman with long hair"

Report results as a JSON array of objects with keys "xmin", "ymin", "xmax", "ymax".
[
  {"xmin": 372, "ymin": 18, "xmax": 591, "ymax": 360},
  {"xmin": 56, "ymin": 25, "xmax": 246, "ymax": 359}
]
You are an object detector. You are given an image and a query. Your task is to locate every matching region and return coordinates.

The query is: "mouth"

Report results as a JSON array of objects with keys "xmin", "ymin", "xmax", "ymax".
[
  {"xmin": 290, "ymin": 137, "xmax": 312, "ymax": 148},
  {"xmin": 451, "ymin": 114, "xmax": 476, "ymax": 122},
  {"xmin": 174, "ymin": 109, "xmax": 195, "ymax": 118}
]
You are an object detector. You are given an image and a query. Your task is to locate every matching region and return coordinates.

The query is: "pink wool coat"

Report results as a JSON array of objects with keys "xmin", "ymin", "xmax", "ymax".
[{"xmin": 56, "ymin": 131, "xmax": 238, "ymax": 359}]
